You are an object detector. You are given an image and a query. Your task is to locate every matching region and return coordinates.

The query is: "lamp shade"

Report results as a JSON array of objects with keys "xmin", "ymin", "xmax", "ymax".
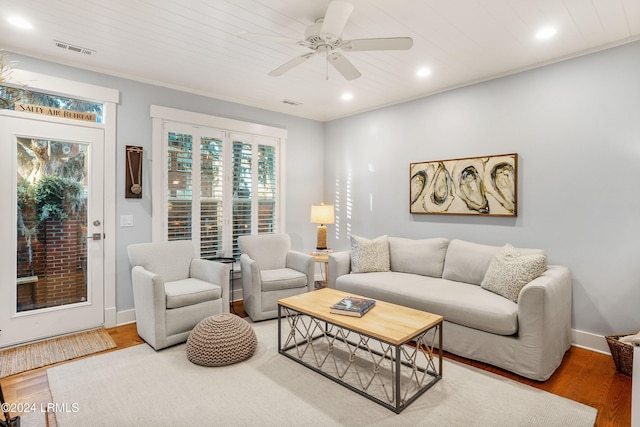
[{"xmin": 310, "ymin": 204, "xmax": 335, "ymax": 225}]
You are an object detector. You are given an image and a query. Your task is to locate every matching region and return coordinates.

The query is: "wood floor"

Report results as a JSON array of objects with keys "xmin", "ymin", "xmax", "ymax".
[{"xmin": 0, "ymin": 301, "xmax": 632, "ymax": 427}]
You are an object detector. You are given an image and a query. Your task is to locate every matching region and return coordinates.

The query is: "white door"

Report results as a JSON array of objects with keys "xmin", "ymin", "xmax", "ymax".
[{"xmin": 0, "ymin": 114, "xmax": 104, "ymax": 348}]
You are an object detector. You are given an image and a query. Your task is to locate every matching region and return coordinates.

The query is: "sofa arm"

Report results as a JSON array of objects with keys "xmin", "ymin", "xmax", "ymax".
[
  {"xmin": 328, "ymin": 251, "xmax": 351, "ymax": 288},
  {"xmin": 287, "ymin": 250, "xmax": 315, "ymax": 291},
  {"xmin": 517, "ymin": 265, "xmax": 572, "ymax": 356}
]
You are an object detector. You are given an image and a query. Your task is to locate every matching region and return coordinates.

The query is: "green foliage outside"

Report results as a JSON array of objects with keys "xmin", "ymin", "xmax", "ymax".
[{"xmin": 18, "ymin": 175, "xmax": 85, "ymax": 223}]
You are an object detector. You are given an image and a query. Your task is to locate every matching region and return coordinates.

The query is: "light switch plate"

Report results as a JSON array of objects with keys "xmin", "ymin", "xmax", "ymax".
[{"xmin": 120, "ymin": 215, "xmax": 134, "ymax": 227}]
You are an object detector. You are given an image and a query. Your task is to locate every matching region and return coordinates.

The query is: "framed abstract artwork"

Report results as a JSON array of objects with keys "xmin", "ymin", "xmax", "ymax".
[{"xmin": 410, "ymin": 153, "xmax": 517, "ymax": 216}]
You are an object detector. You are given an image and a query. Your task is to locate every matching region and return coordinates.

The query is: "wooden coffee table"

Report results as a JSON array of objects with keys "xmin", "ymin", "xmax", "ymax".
[{"xmin": 278, "ymin": 288, "xmax": 443, "ymax": 413}]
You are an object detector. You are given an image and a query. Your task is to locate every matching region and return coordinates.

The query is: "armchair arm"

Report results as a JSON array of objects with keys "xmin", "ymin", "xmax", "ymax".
[
  {"xmin": 240, "ymin": 253, "xmax": 263, "ymax": 317},
  {"xmin": 190, "ymin": 258, "xmax": 231, "ymax": 310},
  {"xmin": 287, "ymin": 250, "xmax": 315, "ymax": 291},
  {"xmin": 328, "ymin": 251, "xmax": 351, "ymax": 288},
  {"xmin": 131, "ymin": 266, "xmax": 167, "ymax": 349}
]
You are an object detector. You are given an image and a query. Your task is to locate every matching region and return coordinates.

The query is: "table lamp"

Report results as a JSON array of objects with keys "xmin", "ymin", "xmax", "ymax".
[{"xmin": 310, "ymin": 204, "xmax": 334, "ymax": 250}]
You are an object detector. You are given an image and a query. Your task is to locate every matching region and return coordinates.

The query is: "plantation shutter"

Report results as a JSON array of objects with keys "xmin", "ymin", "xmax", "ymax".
[
  {"xmin": 200, "ymin": 132, "xmax": 225, "ymax": 258},
  {"xmin": 231, "ymin": 135, "xmax": 253, "ymax": 259},
  {"xmin": 160, "ymin": 118, "xmax": 281, "ymax": 260},
  {"xmin": 257, "ymin": 139, "xmax": 277, "ymax": 233},
  {"xmin": 167, "ymin": 131, "xmax": 193, "ymax": 241}
]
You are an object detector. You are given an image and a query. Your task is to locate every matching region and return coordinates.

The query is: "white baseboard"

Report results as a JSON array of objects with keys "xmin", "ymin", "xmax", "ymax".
[
  {"xmin": 116, "ymin": 308, "xmax": 136, "ymax": 326},
  {"xmin": 571, "ymin": 329, "xmax": 611, "ymax": 354},
  {"xmin": 104, "ymin": 306, "xmax": 117, "ymax": 328}
]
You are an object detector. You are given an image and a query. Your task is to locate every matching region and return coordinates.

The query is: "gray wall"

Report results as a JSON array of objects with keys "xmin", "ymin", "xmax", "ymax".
[
  {"xmin": 7, "ymin": 52, "xmax": 325, "ymax": 313},
  {"xmin": 324, "ymin": 40, "xmax": 640, "ymax": 336}
]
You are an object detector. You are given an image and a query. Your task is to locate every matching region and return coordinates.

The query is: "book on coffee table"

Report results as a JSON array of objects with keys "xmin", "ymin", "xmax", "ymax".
[{"xmin": 330, "ymin": 296, "xmax": 376, "ymax": 317}]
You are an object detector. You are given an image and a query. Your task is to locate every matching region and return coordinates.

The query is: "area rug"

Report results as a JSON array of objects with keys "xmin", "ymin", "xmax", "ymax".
[
  {"xmin": 47, "ymin": 320, "xmax": 597, "ymax": 427},
  {"xmin": 0, "ymin": 328, "xmax": 116, "ymax": 378},
  {"xmin": 10, "ymin": 411, "xmax": 47, "ymax": 427}
]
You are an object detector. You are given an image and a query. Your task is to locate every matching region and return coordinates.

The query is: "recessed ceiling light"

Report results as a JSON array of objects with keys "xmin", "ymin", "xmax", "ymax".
[
  {"xmin": 7, "ymin": 15, "xmax": 33, "ymax": 30},
  {"xmin": 535, "ymin": 27, "xmax": 557, "ymax": 40},
  {"xmin": 341, "ymin": 92, "xmax": 353, "ymax": 101},
  {"xmin": 417, "ymin": 67, "xmax": 431, "ymax": 78}
]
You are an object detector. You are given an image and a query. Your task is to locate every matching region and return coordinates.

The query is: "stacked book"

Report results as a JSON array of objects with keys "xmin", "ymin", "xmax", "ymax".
[
  {"xmin": 311, "ymin": 249, "xmax": 333, "ymax": 256},
  {"xmin": 330, "ymin": 296, "xmax": 376, "ymax": 317}
]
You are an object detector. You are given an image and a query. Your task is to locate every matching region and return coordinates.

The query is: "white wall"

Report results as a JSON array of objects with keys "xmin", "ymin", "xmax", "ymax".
[
  {"xmin": 7, "ymin": 52, "xmax": 325, "ymax": 315},
  {"xmin": 324, "ymin": 41, "xmax": 640, "ymax": 337}
]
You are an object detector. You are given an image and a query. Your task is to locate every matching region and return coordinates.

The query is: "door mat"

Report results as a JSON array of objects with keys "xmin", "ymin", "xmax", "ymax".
[{"xmin": 0, "ymin": 328, "xmax": 116, "ymax": 378}]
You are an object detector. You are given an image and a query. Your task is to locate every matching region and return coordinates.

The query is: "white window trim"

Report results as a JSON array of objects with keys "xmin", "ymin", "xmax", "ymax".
[
  {"xmin": 7, "ymin": 69, "xmax": 120, "ymax": 328},
  {"xmin": 150, "ymin": 105, "xmax": 287, "ymax": 247}
]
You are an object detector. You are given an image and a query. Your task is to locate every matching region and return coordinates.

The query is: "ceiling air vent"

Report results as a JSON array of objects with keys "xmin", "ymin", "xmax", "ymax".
[
  {"xmin": 282, "ymin": 99, "xmax": 302, "ymax": 106},
  {"xmin": 53, "ymin": 40, "xmax": 96, "ymax": 56}
]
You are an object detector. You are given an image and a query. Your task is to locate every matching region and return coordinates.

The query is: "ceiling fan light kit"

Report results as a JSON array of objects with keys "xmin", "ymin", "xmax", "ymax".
[{"xmin": 238, "ymin": 1, "xmax": 413, "ymax": 81}]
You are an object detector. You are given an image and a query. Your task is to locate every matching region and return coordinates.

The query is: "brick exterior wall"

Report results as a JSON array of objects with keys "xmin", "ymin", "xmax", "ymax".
[{"xmin": 16, "ymin": 216, "xmax": 87, "ymax": 311}]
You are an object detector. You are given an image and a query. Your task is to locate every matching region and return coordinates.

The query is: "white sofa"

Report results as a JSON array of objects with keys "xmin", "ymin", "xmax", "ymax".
[{"xmin": 328, "ymin": 237, "xmax": 572, "ymax": 381}]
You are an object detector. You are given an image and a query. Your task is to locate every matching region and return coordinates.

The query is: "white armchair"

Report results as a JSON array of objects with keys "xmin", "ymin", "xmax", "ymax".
[
  {"xmin": 239, "ymin": 234, "xmax": 314, "ymax": 321},
  {"xmin": 127, "ymin": 240, "xmax": 230, "ymax": 350}
]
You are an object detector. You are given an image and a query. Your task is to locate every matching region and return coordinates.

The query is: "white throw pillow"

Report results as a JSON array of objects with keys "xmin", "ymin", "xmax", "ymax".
[
  {"xmin": 481, "ymin": 244, "xmax": 547, "ymax": 303},
  {"xmin": 350, "ymin": 235, "xmax": 390, "ymax": 273}
]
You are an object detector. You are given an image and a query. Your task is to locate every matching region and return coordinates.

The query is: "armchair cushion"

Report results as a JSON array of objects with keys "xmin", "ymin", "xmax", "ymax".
[
  {"xmin": 164, "ymin": 278, "xmax": 223, "ymax": 309},
  {"xmin": 261, "ymin": 268, "xmax": 308, "ymax": 292}
]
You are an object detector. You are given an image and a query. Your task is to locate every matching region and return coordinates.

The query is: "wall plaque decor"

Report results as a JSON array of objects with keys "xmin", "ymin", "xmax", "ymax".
[
  {"xmin": 125, "ymin": 146, "xmax": 143, "ymax": 199},
  {"xmin": 410, "ymin": 153, "xmax": 517, "ymax": 216}
]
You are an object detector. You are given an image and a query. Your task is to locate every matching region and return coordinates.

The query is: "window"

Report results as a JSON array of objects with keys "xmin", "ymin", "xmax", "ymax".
[
  {"xmin": 0, "ymin": 85, "xmax": 104, "ymax": 122},
  {"xmin": 152, "ymin": 107, "xmax": 285, "ymax": 260}
]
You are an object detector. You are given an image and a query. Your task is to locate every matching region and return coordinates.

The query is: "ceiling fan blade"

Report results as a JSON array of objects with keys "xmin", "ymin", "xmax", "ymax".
[
  {"xmin": 321, "ymin": 1, "xmax": 354, "ymax": 39},
  {"xmin": 328, "ymin": 52, "xmax": 361, "ymax": 80},
  {"xmin": 341, "ymin": 37, "xmax": 414, "ymax": 51},
  {"xmin": 237, "ymin": 32, "xmax": 300, "ymax": 45},
  {"xmin": 268, "ymin": 52, "xmax": 315, "ymax": 77}
]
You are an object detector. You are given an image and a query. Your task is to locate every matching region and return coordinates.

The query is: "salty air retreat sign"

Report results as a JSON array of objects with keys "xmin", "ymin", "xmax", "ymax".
[{"xmin": 14, "ymin": 102, "xmax": 97, "ymax": 122}]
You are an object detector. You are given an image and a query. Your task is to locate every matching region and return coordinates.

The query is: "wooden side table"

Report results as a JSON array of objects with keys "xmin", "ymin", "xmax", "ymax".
[{"xmin": 310, "ymin": 253, "xmax": 329, "ymax": 289}]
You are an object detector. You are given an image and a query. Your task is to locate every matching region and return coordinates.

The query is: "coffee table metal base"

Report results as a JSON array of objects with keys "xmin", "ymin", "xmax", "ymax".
[{"xmin": 277, "ymin": 305, "xmax": 442, "ymax": 413}]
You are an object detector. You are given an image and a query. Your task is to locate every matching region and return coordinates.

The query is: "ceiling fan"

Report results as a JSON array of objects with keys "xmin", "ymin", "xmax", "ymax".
[{"xmin": 237, "ymin": 1, "xmax": 413, "ymax": 81}]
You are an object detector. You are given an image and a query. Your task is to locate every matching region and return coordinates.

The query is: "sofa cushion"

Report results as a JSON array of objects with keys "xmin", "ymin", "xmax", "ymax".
[
  {"xmin": 388, "ymin": 237, "xmax": 449, "ymax": 278},
  {"xmin": 260, "ymin": 268, "xmax": 307, "ymax": 292},
  {"xmin": 335, "ymin": 272, "xmax": 518, "ymax": 335},
  {"xmin": 350, "ymin": 235, "xmax": 390, "ymax": 273},
  {"xmin": 481, "ymin": 244, "xmax": 548, "ymax": 302},
  {"xmin": 164, "ymin": 278, "xmax": 222, "ymax": 309},
  {"xmin": 442, "ymin": 239, "xmax": 501, "ymax": 285}
]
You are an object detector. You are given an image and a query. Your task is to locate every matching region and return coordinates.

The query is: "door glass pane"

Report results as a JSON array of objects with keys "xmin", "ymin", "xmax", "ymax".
[{"xmin": 16, "ymin": 137, "xmax": 88, "ymax": 312}]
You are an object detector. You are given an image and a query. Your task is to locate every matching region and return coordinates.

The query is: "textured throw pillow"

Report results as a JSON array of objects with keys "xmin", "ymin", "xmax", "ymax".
[
  {"xmin": 350, "ymin": 235, "xmax": 390, "ymax": 273},
  {"xmin": 481, "ymin": 244, "xmax": 547, "ymax": 303}
]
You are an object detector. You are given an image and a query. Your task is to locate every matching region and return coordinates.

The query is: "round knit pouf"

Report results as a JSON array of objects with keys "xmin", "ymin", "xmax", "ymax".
[{"xmin": 186, "ymin": 313, "xmax": 257, "ymax": 367}]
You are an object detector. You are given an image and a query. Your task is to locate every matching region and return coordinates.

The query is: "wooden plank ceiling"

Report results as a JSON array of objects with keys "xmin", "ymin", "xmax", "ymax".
[{"xmin": 0, "ymin": 0, "xmax": 639, "ymax": 121}]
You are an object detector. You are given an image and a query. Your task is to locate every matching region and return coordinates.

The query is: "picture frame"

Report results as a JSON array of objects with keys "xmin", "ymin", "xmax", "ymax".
[
  {"xmin": 125, "ymin": 145, "xmax": 143, "ymax": 199},
  {"xmin": 410, "ymin": 153, "xmax": 517, "ymax": 216}
]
